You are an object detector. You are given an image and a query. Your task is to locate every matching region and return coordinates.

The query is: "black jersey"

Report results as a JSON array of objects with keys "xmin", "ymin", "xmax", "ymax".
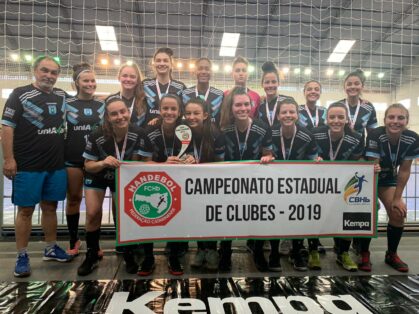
[
  {"xmin": 142, "ymin": 78, "xmax": 186, "ymax": 112},
  {"xmin": 331, "ymin": 98, "xmax": 377, "ymax": 136},
  {"xmin": 271, "ymin": 124, "xmax": 318, "ymax": 160},
  {"xmin": 190, "ymin": 125, "xmax": 225, "ymax": 163},
  {"xmin": 106, "ymin": 92, "xmax": 157, "ymax": 127},
  {"xmin": 365, "ymin": 127, "xmax": 419, "ymax": 182},
  {"xmin": 298, "ymin": 104, "xmax": 327, "ymax": 130},
  {"xmin": 257, "ymin": 95, "xmax": 292, "ymax": 128},
  {"xmin": 65, "ymin": 97, "xmax": 105, "ymax": 165},
  {"xmin": 223, "ymin": 119, "xmax": 272, "ymax": 161},
  {"xmin": 182, "ymin": 86, "xmax": 224, "ymax": 126},
  {"xmin": 83, "ymin": 124, "xmax": 144, "ymax": 179},
  {"xmin": 312, "ymin": 125, "xmax": 364, "ymax": 161},
  {"xmin": 1, "ymin": 84, "xmax": 66, "ymax": 171},
  {"xmin": 139, "ymin": 122, "xmax": 193, "ymax": 162}
]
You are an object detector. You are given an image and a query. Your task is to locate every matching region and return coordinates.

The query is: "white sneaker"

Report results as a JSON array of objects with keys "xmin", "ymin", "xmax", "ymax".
[
  {"xmin": 191, "ymin": 249, "xmax": 206, "ymax": 267},
  {"xmin": 279, "ymin": 240, "xmax": 291, "ymax": 256}
]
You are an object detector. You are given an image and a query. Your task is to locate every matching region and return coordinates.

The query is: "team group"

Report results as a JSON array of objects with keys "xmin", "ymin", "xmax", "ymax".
[{"xmin": 1, "ymin": 47, "xmax": 418, "ymax": 278}]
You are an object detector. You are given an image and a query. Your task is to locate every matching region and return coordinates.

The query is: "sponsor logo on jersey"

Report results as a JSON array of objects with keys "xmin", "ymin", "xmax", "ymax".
[
  {"xmin": 344, "ymin": 172, "xmax": 370, "ymax": 204},
  {"xmin": 3, "ymin": 107, "xmax": 15, "ymax": 118},
  {"xmin": 342, "ymin": 212, "xmax": 371, "ymax": 230},
  {"xmin": 124, "ymin": 171, "xmax": 181, "ymax": 227}
]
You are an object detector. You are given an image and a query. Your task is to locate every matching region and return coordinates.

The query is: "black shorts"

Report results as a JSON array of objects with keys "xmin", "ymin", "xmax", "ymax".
[
  {"xmin": 378, "ymin": 169, "xmax": 397, "ymax": 187},
  {"xmin": 84, "ymin": 170, "xmax": 116, "ymax": 193}
]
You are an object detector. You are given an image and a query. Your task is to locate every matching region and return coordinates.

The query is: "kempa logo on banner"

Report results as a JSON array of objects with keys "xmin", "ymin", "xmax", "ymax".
[
  {"xmin": 344, "ymin": 172, "xmax": 371, "ymax": 205},
  {"xmin": 343, "ymin": 212, "xmax": 371, "ymax": 231},
  {"xmin": 124, "ymin": 171, "xmax": 181, "ymax": 227}
]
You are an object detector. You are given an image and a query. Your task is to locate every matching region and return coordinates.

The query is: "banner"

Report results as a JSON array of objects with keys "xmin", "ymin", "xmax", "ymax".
[
  {"xmin": 117, "ymin": 162, "xmax": 376, "ymax": 244},
  {"xmin": 2, "ymin": 276, "xmax": 419, "ymax": 313}
]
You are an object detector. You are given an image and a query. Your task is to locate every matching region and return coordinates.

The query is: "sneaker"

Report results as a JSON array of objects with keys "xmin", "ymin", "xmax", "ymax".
[
  {"xmin": 168, "ymin": 257, "xmax": 184, "ymax": 276},
  {"xmin": 279, "ymin": 240, "xmax": 291, "ymax": 256},
  {"xmin": 77, "ymin": 250, "xmax": 99, "ymax": 276},
  {"xmin": 268, "ymin": 254, "xmax": 282, "ymax": 272},
  {"xmin": 205, "ymin": 249, "xmax": 219, "ymax": 271},
  {"xmin": 123, "ymin": 251, "xmax": 139, "ymax": 274},
  {"xmin": 308, "ymin": 250, "xmax": 321, "ymax": 270},
  {"xmin": 191, "ymin": 249, "xmax": 206, "ymax": 268},
  {"xmin": 318, "ymin": 241, "xmax": 326, "ymax": 254},
  {"xmin": 358, "ymin": 251, "xmax": 372, "ymax": 272},
  {"xmin": 43, "ymin": 244, "xmax": 72, "ymax": 262},
  {"xmin": 385, "ymin": 251, "xmax": 408, "ymax": 272},
  {"xmin": 138, "ymin": 257, "xmax": 155, "ymax": 276},
  {"xmin": 218, "ymin": 253, "xmax": 232, "ymax": 272},
  {"xmin": 14, "ymin": 253, "xmax": 31, "ymax": 277},
  {"xmin": 263, "ymin": 241, "xmax": 270, "ymax": 251},
  {"xmin": 289, "ymin": 253, "xmax": 308, "ymax": 271},
  {"xmin": 254, "ymin": 254, "xmax": 269, "ymax": 272},
  {"xmin": 66, "ymin": 239, "xmax": 82, "ymax": 256},
  {"xmin": 336, "ymin": 252, "xmax": 358, "ymax": 271}
]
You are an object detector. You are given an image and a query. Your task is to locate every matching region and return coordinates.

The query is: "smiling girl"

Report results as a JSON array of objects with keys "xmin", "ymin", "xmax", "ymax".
[
  {"xmin": 360, "ymin": 104, "xmax": 418, "ymax": 272},
  {"xmin": 299, "ymin": 80, "xmax": 326, "ymax": 130}
]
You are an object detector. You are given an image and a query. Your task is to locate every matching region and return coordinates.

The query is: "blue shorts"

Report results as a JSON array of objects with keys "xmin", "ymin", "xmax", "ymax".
[{"xmin": 12, "ymin": 169, "xmax": 67, "ymax": 207}]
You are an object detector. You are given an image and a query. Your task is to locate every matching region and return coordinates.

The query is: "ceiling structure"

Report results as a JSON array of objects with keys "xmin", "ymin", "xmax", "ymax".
[{"xmin": 1, "ymin": 0, "xmax": 419, "ymax": 92}]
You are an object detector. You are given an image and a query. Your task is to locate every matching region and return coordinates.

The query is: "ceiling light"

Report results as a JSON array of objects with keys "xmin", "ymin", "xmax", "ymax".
[
  {"xmin": 100, "ymin": 58, "xmax": 108, "ymax": 65},
  {"xmin": 282, "ymin": 67, "xmax": 289, "ymax": 74},
  {"xmin": 327, "ymin": 40, "xmax": 356, "ymax": 63},
  {"xmin": 219, "ymin": 33, "xmax": 240, "ymax": 57},
  {"xmin": 11, "ymin": 53, "xmax": 19, "ymax": 61},
  {"xmin": 364, "ymin": 71, "xmax": 371, "ymax": 77},
  {"xmin": 304, "ymin": 68, "xmax": 311, "ymax": 75},
  {"xmin": 95, "ymin": 25, "xmax": 119, "ymax": 51},
  {"xmin": 126, "ymin": 60, "xmax": 133, "ymax": 66},
  {"xmin": 189, "ymin": 63, "xmax": 195, "ymax": 69},
  {"xmin": 294, "ymin": 68, "xmax": 301, "ymax": 74},
  {"xmin": 338, "ymin": 70, "xmax": 346, "ymax": 76},
  {"xmin": 177, "ymin": 62, "xmax": 183, "ymax": 69},
  {"xmin": 212, "ymin": 63, "xmax": 219, "ymax": 72},
  {"xmin": 113, "ymin": 59, "xmax": 121, "ymax": 66},
  {"xmin": 224, "ymin": 64, "xmax": 232, "ymax": 73},
  {"xmin": 24, "ymin": 55, "xmax": 33, "ymax": 62},
  {"xmin": 326, "ymin": 68, "xmax": 334, "ymax": 76},
  {"xmin": 248, "ymin": 65, "xmax": 255, "ymax": 73},
  {"xmin": 377, "ymin": 72, "xmax": 384, "ymax": 79}
]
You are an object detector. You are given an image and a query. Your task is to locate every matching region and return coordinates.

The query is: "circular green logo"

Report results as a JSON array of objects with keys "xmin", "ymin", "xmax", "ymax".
[{"xmin": 132, "ymin": 182, "xmax": 172, "ymax": 219}]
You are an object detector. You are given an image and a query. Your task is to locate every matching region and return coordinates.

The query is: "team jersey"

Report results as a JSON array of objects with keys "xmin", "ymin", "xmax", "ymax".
[
  {"xmin": 257, "ymin": 95, "xmax": 293, "ymax": 128},
  {"xmin": 83, "ymin": 124, "xmax": 144, "ymax": 180},
  {"xmin": 190, "ymin": 124, "xmax": 225, "ymax": 163},
  {"xmin": 331, "ymin": 98, "xmax": 377, "ymax": 136},
  {"xmin": 365, "ymin": 126, "xmax": 419, "ymax": 184},
  {"xmin": 139, "ymin": 122, "xmax": 193, "ymax": 162},
  {"xmin": 142, "ymin": 78, "xmax": 186, "ymax": 113},
  {"xmin": 312, "ymin": 125, "xmax": 364, "ymax": 161},
  {"xmin": 223, "ymin": 119, "xmax": 272, "ymax": 161},
  {"xmin": 1, "ymin": 84, "xmax": 66, "ymax": 171},
  {"xmin": 182, "ymin": 86, "xmax": 224, "ymax": 126},
  {"xmin": 224, "ymin": 88, "xmax": 261, "ymax": 118},
  {"xmin": 106, "ymin": 92, "xmax": 157, "ymax": 127},
  {"xmin": 271, "ymin": 124, "xmax": 318, "ymax": 160},
  {"xmin": 65, "ymin": 97, "xmax": 105, "ymax": 165},
  {"xmin": 298, "ymin": 104, "xmax": 327, "ymax": 130}
]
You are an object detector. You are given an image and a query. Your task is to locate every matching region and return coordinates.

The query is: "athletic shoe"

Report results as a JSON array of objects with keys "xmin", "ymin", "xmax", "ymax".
[
  {"xmin": 289, "ymin": 253, "xmax": 308, "ymax": 271},
  {"xmin": 268, "ymin": 254, "xmax": 282, "ymax": 272},
  {"xmin": 218, "ymin": 253, "xmax": 232, "ymax": 272},
  {"xmin": 66, "ymin": 239, "xmax": 82, "ymax": 256},
  {"xmin": 191, "ymin": 249, "xmax": 206, "ymax": 268},
  {"xmin": 205, "ymin": 249, "xmax": 219, "ymax": 271},
  {"xmin": 168, "ymin": 257, "xmax": 184, "ymax": 276},
  {"xmin": 14, "ymin": 253, "xmax": 31, "ymax": 277},
  {"xmin": 263, "ymin": 241, "xmax": 270, "ymax": 251},
  {"xmin": 279, "ymin": 240, "xmax": 291, "ymax": 256},
  {"xmin": 318, "ymin": 241, "xmax": 326, "ymax": 254},
  {"xmin": 385, "ymin": 251, "xmax": 409, "ymax": 272},
  {"xmin": 308, "ymin": 250, "xmax": 321, "ymax": 270},
  {"xmin": 336, "ymin": 252, "xmax": 358, "ymax": 271},
  {"xmin": 43, "ymin": 245, "xmax": 73, "ymax": 262},
  {"xmin": 77, "ymin": 250, "xmax": 99, "ymax": 276},
  {"xmin": 123, "ymin": 250, "xmax": 139, "ymax": 274},
  {"xmin": 253, "ymin": 254, "xmax": 269, "ymax": 272},
  {"xmin": 138, "ymin": 257, "xmax": 155, "ymax": 276},
  {"xmin": 358, "ymin": 251, "xmax": 372, "ymax": 272}
]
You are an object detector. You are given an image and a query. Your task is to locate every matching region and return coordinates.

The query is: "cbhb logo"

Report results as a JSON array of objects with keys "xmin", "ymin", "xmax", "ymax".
[
  {"xmin": 344, "ymin": 172, "xmax": 370, "ymax": 204},
  {"xmin": 124, "ymin": 172, "xmax": 181, "ymax": 227}
]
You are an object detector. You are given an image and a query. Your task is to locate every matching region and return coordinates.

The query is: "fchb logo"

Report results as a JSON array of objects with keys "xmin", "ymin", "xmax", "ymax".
[
  {"xmin": 344, "ymin": 172, "xmax": 370, "ymax": 205},
  {"xmin": 124, "ymin": 172, "xmax": 181, "ymax": 227}
]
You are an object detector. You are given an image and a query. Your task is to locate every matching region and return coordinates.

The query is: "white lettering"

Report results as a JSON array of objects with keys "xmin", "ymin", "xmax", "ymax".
[
  {"xmin": 317, "ymin": 295, "xmax": 373, "ymax": 314},
  {"xmin": 164, "ymin": 298, "xmax": 206, "ymax": 314}
]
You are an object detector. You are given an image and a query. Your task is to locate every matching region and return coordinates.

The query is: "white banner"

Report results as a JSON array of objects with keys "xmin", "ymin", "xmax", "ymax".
[{"xmin": 117, "ymin": 162, "xmax": 376, "ymax": 244}]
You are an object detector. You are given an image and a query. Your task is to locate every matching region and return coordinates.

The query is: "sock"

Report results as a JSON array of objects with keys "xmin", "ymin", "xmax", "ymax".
[
  {"xmin": 292, "ymin": 239, "xmax": 303, "ymax": 254},
  {"xmin": 309, "ymin": 238, "xmax": 319, "ymax": 251},
  {"xmin": 270, "ymin": 240, "xmax": 279, "ymax": 256},
  {"xmin": 18, "ymin": 247, "xmax": 28, "ymax": 256},
  {"xmin": 66, "ymin": 213, "xmax": 80, "ymax": 248},
  {"xmin": 45, "ymin": 241, "xmax": 56, "ymax": 251},
  {"xmin": 143, "ymin": 243, "xmax": 154, "ymax": 259},
  {"xmin": 85, "ymin": 229, "xmax": 100, "ymax": 252},
  {"xmin": 339, "ymin": 239, "xmax": 351, "ymax": 254},
  {"xmin": 359, "ymin": 238, "xmax": 371, "ymax": 252},
  {"xmin": 387, "ymin": 224, "xmax": 404, "ymax": 253}
]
